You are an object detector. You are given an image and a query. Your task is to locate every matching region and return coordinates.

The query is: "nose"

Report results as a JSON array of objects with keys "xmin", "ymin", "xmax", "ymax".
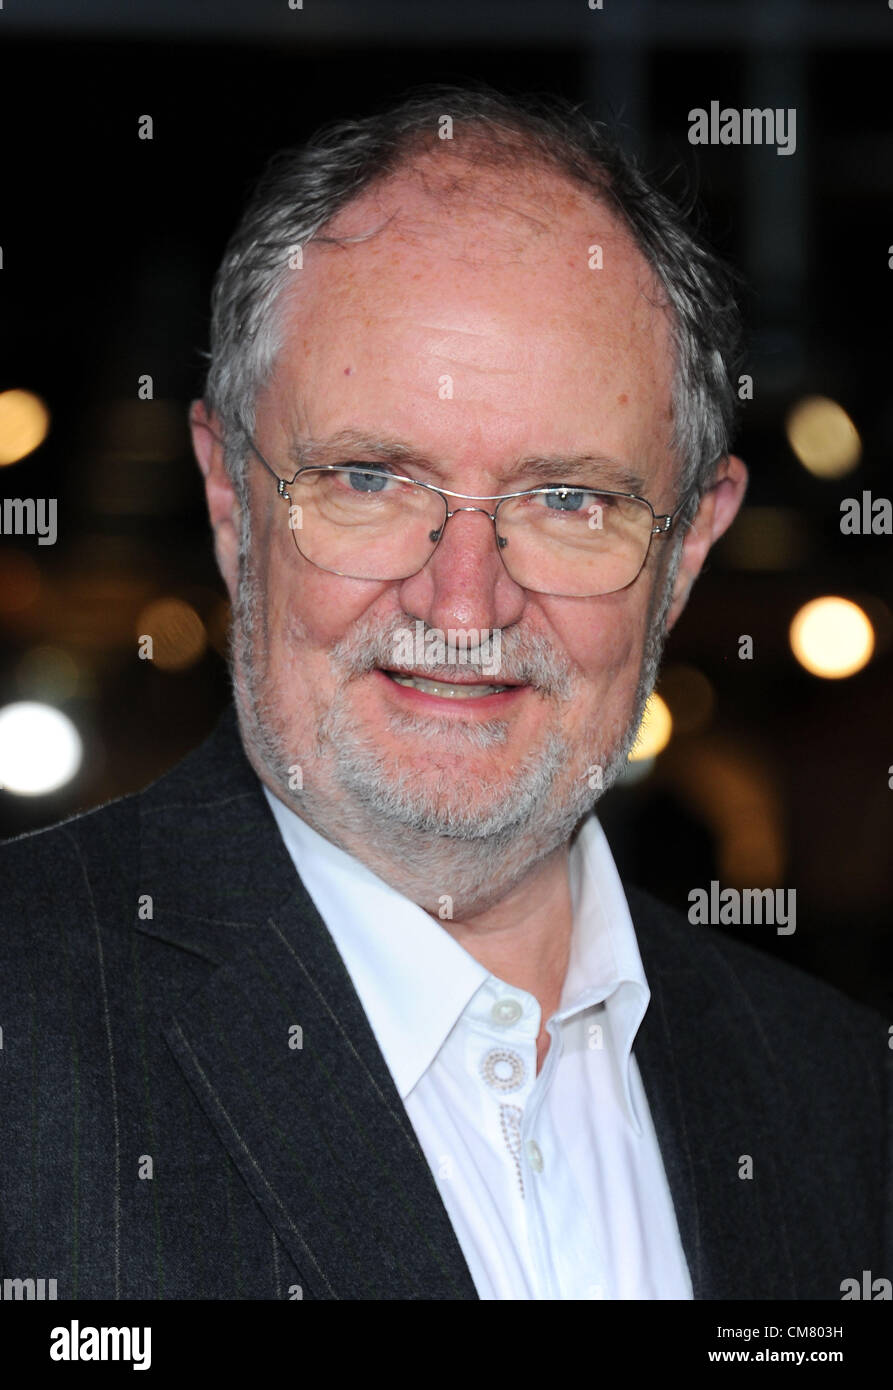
[{"xmin": 396, "ymin": 504, "xmax": 527, "ymax": 637}]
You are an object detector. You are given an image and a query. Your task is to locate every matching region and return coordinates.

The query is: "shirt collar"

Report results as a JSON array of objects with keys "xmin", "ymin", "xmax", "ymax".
[
  {"xmin": 263, "ymin": 787, "xmax": 650, "ymax": 1130},
  {"xmin": 263, "ymin": 786, "xmax": 487, "ymax": 1098},
  {"xmin": 562, "ymin": 812, "xmax": 651, "ymax": 1131}
]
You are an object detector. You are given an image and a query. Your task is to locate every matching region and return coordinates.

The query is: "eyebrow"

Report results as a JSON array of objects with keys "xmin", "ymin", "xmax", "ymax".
[{"xmin": 286, "ymin": 429, "xmax": 646, "ymax": 495}]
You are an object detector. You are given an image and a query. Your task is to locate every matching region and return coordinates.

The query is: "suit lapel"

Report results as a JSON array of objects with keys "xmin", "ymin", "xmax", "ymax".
[
  {"xmin": 135, "ymin": 707, "xmax": 478, "ymax": 1300},
  {"xmin": 629, "ymin": 886, "xmax": 798, "ymax": 1300}
]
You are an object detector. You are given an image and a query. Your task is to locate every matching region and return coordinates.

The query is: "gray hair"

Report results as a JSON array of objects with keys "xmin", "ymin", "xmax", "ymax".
[{"xmin": 203, "ymin": 83, "xmax": 744, "ymax": 518}]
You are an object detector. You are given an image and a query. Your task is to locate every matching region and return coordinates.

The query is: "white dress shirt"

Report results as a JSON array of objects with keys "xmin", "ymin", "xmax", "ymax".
[{"xmin": 263, "ymin": 785, "xmax": 692, "ymax": 1301}]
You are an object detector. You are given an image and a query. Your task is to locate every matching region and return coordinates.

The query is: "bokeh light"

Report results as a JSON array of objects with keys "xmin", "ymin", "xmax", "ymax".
[
  {"xmin": 0, "ymin": 389, "xmax": 50, "ymax": 466},
  {"xmin": 789, "ymin": 596, "xmax": 874, "ymax": 678},
  {"xmin": 136, "ymin": 597, "xmax": 207, "ymax": 671},
  {"xmin": 785, "ymin": 396, "xmax": 861, "ymax": 478},
  {"xmin": 630, "ymin": 692, "xmax": 673, "ymax": 761},
  {"xmin": 0, "ymin": 701, "xmax": 82, "ymax": 795}
]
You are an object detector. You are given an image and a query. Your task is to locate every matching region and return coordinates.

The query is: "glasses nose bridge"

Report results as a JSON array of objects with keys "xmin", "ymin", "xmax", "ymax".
[
  {"xmin": 434, "ymin": 502, "xmax": 510, "ymax": 558},
  {"xmin": 444, "ymin": 502, "xmax": 499, "ymax": 523}
]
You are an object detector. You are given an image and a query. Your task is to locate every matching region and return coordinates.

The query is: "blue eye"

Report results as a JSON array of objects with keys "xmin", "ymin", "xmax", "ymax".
[
  {"xmin": 347, "ymin": 468, "xmax": 390, "ymax": 493},
  {"xmin": 544, "ymin": 487, "xmax": 586, "ymax": 511}
]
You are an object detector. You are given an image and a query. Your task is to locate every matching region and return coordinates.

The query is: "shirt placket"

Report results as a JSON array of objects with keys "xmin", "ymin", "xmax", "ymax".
[
  {"xmin": 517, "ymin": 1017, "xmax": 566, "ymax": 1300},
  {"xmin": 471, "ymin": 985, "xmax": 559, "ymax": 1298}
]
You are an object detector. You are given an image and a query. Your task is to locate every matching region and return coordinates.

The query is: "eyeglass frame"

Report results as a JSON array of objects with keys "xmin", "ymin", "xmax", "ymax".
[{"xmin": 243, "ymin": 432, "xmax": 702, "ymax": 596}]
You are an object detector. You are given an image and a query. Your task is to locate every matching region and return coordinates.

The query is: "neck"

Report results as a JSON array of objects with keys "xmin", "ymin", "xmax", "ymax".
[
  {"xmin": 441, "ymin": 841, "xmax": 574, "ymax": 1002},
  {"xmin": 261, "ymin": 747, "xmax": 582, "ymax": 922}
]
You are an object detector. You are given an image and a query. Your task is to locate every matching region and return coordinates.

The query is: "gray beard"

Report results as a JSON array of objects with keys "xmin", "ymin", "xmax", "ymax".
[{"xmin": 229, "ymin": 541, "xmax": 680, "ymax": 916}]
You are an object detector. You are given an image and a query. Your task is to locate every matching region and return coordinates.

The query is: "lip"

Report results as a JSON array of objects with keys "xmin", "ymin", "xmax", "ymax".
[{"xmin": 372, "ymin": 667, "xmax": 530, "ymax": 712}]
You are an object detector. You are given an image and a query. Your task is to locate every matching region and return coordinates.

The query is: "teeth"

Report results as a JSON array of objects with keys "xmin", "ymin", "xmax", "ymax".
[{"xmin": 388, "ymin": 672, "xmax": 509, "ymax": 698}]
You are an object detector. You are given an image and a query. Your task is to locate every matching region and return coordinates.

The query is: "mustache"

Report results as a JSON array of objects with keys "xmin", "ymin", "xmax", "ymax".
[{"xmin": 326, "ymin": 615, "xmax": 575, "ymax": 698}]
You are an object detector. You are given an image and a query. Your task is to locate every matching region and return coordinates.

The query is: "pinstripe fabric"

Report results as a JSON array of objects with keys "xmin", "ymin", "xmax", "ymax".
[{"xmin": 0, "ymin": 703, "xmax": 889, "ymax": 1300}]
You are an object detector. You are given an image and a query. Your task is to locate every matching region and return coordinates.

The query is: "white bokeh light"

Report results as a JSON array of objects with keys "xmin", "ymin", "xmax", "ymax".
[
  {"xmin": 789, "ymin": 597, "xmax": 875, "ymax": 679},
  {"xmin": 0, "ymin": 701, "xmax": 83, "ymax": 795}
]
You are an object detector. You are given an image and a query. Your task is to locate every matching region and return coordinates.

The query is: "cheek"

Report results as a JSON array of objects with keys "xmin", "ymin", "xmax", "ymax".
[
  {"xmin": 263, "ymin": 547, "xmax": 394, "ymax": 678},
  {"xmin": 551, "ymin": 596, "xmax": 650, "ymax": 695}
]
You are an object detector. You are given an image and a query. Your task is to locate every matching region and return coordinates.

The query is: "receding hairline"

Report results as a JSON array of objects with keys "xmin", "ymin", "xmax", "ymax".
[
  {"xmin": 272, "ymin": 138, "xmax": 675, "ymax": 375},
  {"xmin": 307, "ymin": 125, "xmax": 654, "ymax": 257}
]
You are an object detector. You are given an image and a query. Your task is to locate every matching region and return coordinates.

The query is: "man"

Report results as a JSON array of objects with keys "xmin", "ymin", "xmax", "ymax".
[{"xmin": 0, "ymin": 86, "xmax": 888, "ymax": 1301}]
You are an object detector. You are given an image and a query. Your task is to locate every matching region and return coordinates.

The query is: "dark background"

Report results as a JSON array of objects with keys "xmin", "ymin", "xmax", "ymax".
[{"xmin": 0, "ymin": 0, "xmax": 890, "ymax": 1013}]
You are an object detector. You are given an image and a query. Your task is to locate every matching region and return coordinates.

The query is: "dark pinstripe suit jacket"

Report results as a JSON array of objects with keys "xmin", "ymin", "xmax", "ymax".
[{"xmin": 0, "ymin": 704, "xmax": 889, "ymax": 1300}]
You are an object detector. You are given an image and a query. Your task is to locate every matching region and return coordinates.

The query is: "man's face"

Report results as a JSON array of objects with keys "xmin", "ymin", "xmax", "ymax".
[{"xmin": 204, "ymin": 159, "xmax": 709, "ymax": 886}]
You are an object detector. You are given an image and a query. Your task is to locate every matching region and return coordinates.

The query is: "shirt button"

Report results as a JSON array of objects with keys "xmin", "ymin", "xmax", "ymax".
[
  {"xmin": 480, "ymin": 1048, "xmax": 526, "ymax": 1093},
  {"xmin": 526, "ymin": 1140, "xmax": 544, "ymax": 1173},
  {"xmin": 491, "ymin": 998, "xmax": 523, "ymax": 1026}
]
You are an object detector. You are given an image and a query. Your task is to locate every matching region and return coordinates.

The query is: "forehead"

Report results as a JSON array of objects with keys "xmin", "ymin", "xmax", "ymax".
[{"xmin": 267, "ymin": 155, "xmax": 677, "ymax": 481}]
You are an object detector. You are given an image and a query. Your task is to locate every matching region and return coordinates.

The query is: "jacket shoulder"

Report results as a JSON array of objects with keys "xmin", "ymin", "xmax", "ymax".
[
  {"xmin": 0, "ymin": 707, "xmax": 240, "ymax": 935},
  {"xmin": 625, "ymin": 881, "xmax": 887, "ymax": 1059},
  {"xmin": 0, "ymin": 789, "xmax": 141, "ymax": 946}
]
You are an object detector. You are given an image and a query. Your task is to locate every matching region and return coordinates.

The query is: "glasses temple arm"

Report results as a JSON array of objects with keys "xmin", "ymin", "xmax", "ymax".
[
  {"xmin": 670, "ymin": 483, "xmax": 703, "ymax": 522},
  {"xmin": 242, "ymin": 434, "xmax": 284, "ymax": 484}
]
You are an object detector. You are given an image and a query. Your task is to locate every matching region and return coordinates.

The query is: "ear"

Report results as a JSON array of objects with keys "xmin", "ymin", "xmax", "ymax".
[
  {"xmin": 190, "ymin": 399, "xmax": 242, "ymax": 603},
  {"xmin": 664, "ymin": 453, "xmax": 748, "ymax": 631}
]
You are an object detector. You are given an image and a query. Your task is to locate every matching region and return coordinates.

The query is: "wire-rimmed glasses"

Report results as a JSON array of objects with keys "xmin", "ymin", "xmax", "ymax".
[{"xmin": 246, "ymin": 436, "xmax": 697, "ymax": 598}]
